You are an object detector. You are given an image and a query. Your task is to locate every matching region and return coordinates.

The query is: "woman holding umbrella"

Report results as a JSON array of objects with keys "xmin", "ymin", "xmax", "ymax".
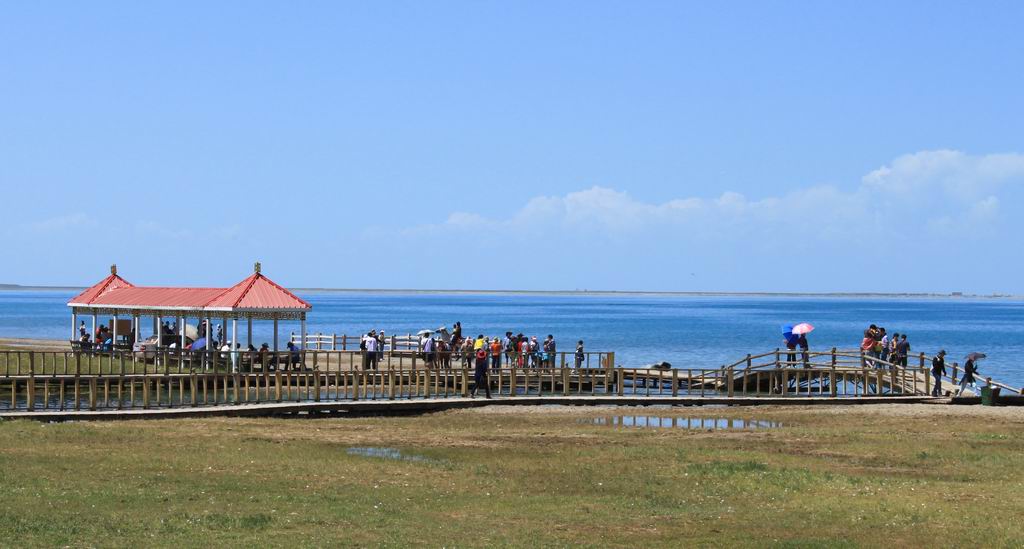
[
  {"xmin": 782, "ymin": 325, "xmax": 798, "ymax": 367},
  {"xmin": 956, "ymin": 353, "xmax": 985, "ymax": 396},
  {"xmin": 792, "ymin": 323, "xmax": 814, "ymax": 368}
]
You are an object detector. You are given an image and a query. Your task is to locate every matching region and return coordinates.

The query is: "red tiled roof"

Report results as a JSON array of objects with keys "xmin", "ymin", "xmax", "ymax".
[
  {"xmin": 68, "ymin": 271, "xmax": 311, "ymax": 311},
  {"xmin": 68, "ymin": 273, "xmax": 134, "ymax": 305},
  {"xmin": 206, "ymin": 273, "xmax": 311, "ymax": 310}
]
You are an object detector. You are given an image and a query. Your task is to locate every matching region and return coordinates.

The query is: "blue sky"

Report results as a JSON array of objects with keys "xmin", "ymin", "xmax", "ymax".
[{"xmin": 2, "ymin": 1, "xmax": 1023, "ymax": 293}]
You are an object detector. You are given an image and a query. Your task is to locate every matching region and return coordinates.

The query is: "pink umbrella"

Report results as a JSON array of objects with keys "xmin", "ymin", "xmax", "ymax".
[{"xmin": 791, "ymin": 323, "xmax": 815, "ymax": 335}]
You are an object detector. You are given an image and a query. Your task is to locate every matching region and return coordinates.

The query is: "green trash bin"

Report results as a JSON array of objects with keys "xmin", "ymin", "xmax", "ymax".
[{"xmin": 981, "ymin": 386, "xmax": 1001, "ymax": 406}]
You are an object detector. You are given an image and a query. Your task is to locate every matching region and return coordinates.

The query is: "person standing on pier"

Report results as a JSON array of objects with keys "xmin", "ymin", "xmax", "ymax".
[
  {"xmin": 452, "ymin": 322, "xmax": 462, "ymax": 345},
  {"xmin": 574, "ymin": 340, "xmax": 585, "ymax": 369},
  {"xmin": 896, "ymin": 334, "xmax": 910, "ymax": 368},
  {"xmin": 878, "ymin": 328, "xmax": 889, "ymax": 363},
  {"xmin": 363, "ymin": 331, "xmax": 379, "ymax": 370},
  {"xmin": 785, "ymin": 332, "xmax": 799, "ymax": 367},
  {"xmin": 470, "ymin": 347, "xmax": 492, "ymax": 398},
  {"xmin": 79, "ymin": 321, "xmax": 87, "ymax": 339},
  {"xmin": 956, "ymin": 357, "xmax": 979, "ymax": 396},
  {"xmin": 490, "ymin": 336, "xmax": 503, "ymax": 370},
  {"xmin": 931, "ymin": 350, "xmax": 947, "ymax": 396},
  {"xmin": 798, "ymin": 333, "xmax": 809, "ymax": 368},
  {"xmin": 544, "ymin": 335, "xmax": 557, "ymax": 367}
]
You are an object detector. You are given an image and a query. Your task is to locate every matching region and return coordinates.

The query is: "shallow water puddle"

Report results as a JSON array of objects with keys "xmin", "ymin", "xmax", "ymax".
[
  {"xmin": 580, "ymin": 416, "xmax": 781, "ymax": 430},
  {"xmin": 346, "ymin": 446, "xmax": 437, "ymax": 462}
]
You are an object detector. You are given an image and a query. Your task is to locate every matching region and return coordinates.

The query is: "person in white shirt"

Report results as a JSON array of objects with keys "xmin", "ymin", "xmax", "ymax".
[{"xmin": 365, "ymin": 333, "xmax": 378, "ymax": 370}]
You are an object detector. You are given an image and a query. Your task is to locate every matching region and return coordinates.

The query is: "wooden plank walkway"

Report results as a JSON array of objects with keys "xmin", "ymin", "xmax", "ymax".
[{"xmin": 0, "ymin": 394, "xmax": 941, "ymax": 422}]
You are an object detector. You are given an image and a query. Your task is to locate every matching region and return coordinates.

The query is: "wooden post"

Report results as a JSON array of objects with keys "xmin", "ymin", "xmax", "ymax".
[
  {"xmin": 562, "ymin": 368, "xmax": 570, "ymax": 396},
  {"xmin": 314, "ymin": 370, "xmax": 322, "ymax": 402},
  {"xmin": 117, "ymin": 353, "xmax": 125, "ymax": 410},
  {"xmin": 831, "ymin": 347, "xmax": 837, "ymax": 367},
  {"xmin": 461, "ymin": 368, "xmax": 469, "ymax": 398},
  {"xmin": 605, "ymin": 352, "xmax": 615, "ymax": 394},
  {"xmin": 727, "ymin": 368, "xmax": 734, "ymax": 398},
  {"xmin": 830, "ymin": 366, "xmax": 837, "ymax": 397},
  {"xmin": 672, "ymin": 369, "xmax": 679, "ymax": 397},
  {"xmin": 274, "ymin": 370, "xmax": 282, "ymax": 402},
  {"xmin": 89, "ymin": 377, "xmax": 97, "ymax": 410},
  {"xmin": 27, "ymin": 352, "xmax": 36, "ymax": 411}
]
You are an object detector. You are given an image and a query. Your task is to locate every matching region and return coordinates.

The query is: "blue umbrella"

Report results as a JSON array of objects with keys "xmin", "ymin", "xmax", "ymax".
[
  {"xmin": 192, "ymin": 337, "xmax": 207, "ymax": 351},
  {"xmin": 781, "ymin": 325, "xmax": 799, "ymax": 346}
]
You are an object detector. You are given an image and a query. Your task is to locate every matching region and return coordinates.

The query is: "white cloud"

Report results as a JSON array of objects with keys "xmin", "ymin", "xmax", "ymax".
[
  {"xmin": 863, "ymin": 150, "xmax": 1024, "ymax": 199},
  {"xmin": 384, "ymin": 150, "xmax": 1024, "ymax": 292},
  {"xmin": 23, "ymin": 213, "xmax": 96, "ymax": 233},
  {"xmin": 406, "ymin": 150, "xmax": 1022, "ymax": 244}
]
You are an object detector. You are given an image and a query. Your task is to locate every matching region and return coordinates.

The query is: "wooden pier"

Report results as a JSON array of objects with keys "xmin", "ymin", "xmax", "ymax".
[{"xmin": 0, "ymin": 348, "xmax": 1018, "ymax": 420}]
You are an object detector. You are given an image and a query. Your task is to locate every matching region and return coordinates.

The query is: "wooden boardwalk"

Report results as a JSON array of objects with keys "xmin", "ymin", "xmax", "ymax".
[
  {"xmin": 0, "ymin": 394, "xmax": 942, "ymax": 421},
  {"xmin": 0, "ymin": 348, "xmax": 1017, "ymax": 420}
]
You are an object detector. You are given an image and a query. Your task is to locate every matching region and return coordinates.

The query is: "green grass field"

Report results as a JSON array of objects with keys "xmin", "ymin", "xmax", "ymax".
[{"xmin": 0, "ymin": 404, "xmax": 1022, "ymax": 547}]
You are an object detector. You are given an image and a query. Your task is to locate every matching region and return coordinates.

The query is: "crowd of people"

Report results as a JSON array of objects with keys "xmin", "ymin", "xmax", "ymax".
[
  {"xmin": 859, "ymin": 325, "xmax": 911, "ymax": 367},
  {"xmin": 784, "ymin": 323, "xmax": 984, "ymax": 397},
  {"xmin": 358, "ymin": 322, "xmax": 588, "ymax": 373}
]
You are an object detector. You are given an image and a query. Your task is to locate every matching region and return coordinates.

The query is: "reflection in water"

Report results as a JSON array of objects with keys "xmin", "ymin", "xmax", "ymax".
[
  {"xmin": 346, "ymin": 446, "xmax": 436, "ymax": 462},
  {"xmin": 580, "ymin": 416, "xmax": 781, "ymax": 430}
]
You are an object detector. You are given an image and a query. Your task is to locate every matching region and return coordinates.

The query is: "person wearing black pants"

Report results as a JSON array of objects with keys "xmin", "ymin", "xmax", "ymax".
[
  {"xmin": 471, "ymin": 348, "xmax": 492, "ymax": 399},
  {"xmin": 931, "ymin": 350, "xmax": 946, "ymax": 396}
]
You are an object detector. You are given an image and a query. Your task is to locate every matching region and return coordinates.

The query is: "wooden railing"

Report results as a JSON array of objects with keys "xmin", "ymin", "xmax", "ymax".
[
  {"xmin": 0, "ymin": 347, "xmax": 1018, "ymax": 414},
  {"xmin": 0, "ymin": 349, "xmax": 616, "ymax": 412},
  {"xmin": 289, "ymin": 332, "xmax": 424, "ymax": 352},
  {"xmin": 725, "ymin": 348, "xmax": 1021, "ymax": 396}
]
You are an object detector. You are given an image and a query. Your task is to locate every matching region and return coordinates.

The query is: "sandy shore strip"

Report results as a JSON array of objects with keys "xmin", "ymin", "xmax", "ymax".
[{"xmin": 0, "ymin": 337, "xmax": 69, "ymax": 350}]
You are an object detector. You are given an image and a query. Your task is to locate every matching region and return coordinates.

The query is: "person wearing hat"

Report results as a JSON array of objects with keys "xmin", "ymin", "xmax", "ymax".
[
  {"xmin": 931, "ymin": 350, "xmax": 947, "ymax": 396},
  {"xmin": 470, "ymin": 347, "xmax": 492, "ymax": 399}
]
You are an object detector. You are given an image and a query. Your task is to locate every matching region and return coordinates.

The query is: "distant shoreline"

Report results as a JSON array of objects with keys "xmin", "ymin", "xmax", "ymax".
[{"xmin": 0, "ymin": 284, "xmax": 1018, "ymax": 299}]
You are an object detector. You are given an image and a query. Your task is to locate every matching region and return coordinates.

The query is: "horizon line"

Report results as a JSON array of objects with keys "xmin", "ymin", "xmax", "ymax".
[{"xmin": 0, "ymin": 283, "xmax": 1016, "ymax": 299}]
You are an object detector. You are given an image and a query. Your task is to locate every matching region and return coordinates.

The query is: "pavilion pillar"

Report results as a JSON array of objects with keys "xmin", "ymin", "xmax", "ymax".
[
  {"xmin": 113, "ymin": 312, "xmax": 119, "ymax": 345},
  {"xmin": 300, "ymin": 315, "xmax": 307, "ymax": 350},
  {"xmin": 91, "ymin": 312, "xmax": 97, "ymax": 340},
  {"xmin": 180, "ymin": 315, "xmax": 186, "ymax": 349},
  {"xmin": 71, "ymin": 311, "xmax": 78, "ymax": 340},
  {"xmin": 247, "ymin": 317, "xmax": 252, "ymax": 347},
  {"xmin": 134, "ymin": 314, "xmax": 141, "ymax": 343},
  {"xmin": 205, "ymin": 316, "xmax": 211, "ymax": 346},
  {"xmin": 273, "ymin": 317, "xmax": 279, "ymax": 352},
  {"xmin": 231, "ymin": 319, "xmax": 238, "ymax": 372},
  {"xmin": 153, "ymin": 316, "xmax": 159, "ymax": 338}
]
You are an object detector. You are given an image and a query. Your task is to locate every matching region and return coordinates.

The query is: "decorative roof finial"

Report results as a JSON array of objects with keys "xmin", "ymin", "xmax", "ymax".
[
  {"xmin": 110, "ymin": 264, "xmax": 117, "ymax": 276},
  {"xmin": 254, "ymin": 261, "xmax": 261, "ymax": 274}
]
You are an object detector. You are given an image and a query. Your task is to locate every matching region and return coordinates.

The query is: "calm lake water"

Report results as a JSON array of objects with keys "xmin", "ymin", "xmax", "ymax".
[{"xmin": 2, "ymin": 290, "xmax": 1022, "ymax": 386}]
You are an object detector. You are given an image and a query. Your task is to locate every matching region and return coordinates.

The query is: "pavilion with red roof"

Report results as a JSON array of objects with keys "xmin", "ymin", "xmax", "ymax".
[{"xmin": 67, "ymin": 263, "xmax": 311, "ymax": 351}]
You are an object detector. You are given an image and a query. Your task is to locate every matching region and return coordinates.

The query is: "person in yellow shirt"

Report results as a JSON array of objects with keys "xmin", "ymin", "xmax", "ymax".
[{"xmin": 474, "ymin": 334, "xmax": 486, "ymax": 351}]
